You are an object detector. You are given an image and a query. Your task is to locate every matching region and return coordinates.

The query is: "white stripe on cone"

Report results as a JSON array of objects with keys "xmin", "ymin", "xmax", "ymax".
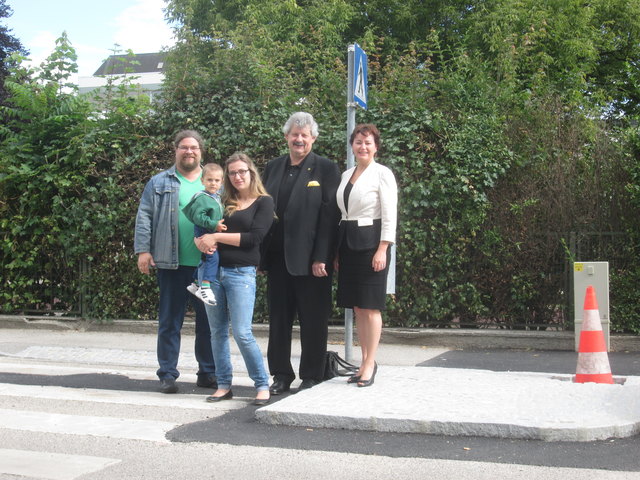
[
  {"xmin": 582, "ymin": 308, "xmax": 603, "ymax": 332},
  {"xmin": 576, "ymin": 351, "xmax": 612, "ymax": 375}
]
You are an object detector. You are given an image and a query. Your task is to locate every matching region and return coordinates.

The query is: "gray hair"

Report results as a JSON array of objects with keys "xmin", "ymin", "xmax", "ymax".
[
  {"xmin": 173, "ymin": 130, "xmax": 205, "ymax": 150},
  {"xmin": 282, "ymin": 112, "xmax": 319, "ymax": 138}
]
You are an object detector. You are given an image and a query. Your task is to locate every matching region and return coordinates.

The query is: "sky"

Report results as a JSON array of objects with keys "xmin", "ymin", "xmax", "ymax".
[{"xmin": 4, "ymin": 0, "xmax": 176, "ymax": 79}]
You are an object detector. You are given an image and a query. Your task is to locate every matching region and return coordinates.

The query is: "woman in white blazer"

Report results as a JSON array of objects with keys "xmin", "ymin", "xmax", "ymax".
[{"xmin": 335, "ymin": 124, "xmax": 397, "ymax": 388}]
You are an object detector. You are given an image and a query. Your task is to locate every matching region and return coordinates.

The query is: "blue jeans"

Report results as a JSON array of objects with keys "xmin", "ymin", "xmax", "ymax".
[
  {"xmin": 198, "ymin": 251, "xmax": 219, "ymax": 284},
  {"xmin": 156, "ymin": 266, "xmax": 216, "ymax": 380},
  {"xmin": 204, "ymin": 266, "xmax": 269, "ymax": 391},
  {"xmin": 194, "ymin": 225, "xmax": 219, "ymax": 284}
]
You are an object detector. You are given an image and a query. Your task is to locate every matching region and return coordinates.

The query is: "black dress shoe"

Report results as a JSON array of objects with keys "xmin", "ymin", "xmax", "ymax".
[
  {"xmin": 159, "ymin": 378, "xmax": 178, "ymax": 394},
  {"xmin": 269, "ymin": 379, "xmax": 291, "ymax": 395},
  {"xmin": 297, "ymin": 379, "xmax": 320, "ymax": 392},
  {"xmin": 196, "ymin": 374, "xmax": 218, "ymax": 389},
  {"xmin": 347, "ymin": 374, "xmax": 361, "ymax": 384},
  {"xmin": 206, "ymin": 390, "xmax": 233, "ymax": 402}
]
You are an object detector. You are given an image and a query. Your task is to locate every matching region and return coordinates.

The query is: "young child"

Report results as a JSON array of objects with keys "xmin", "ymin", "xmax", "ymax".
[{"xmin": 182, "ymin": 163, "xmax": 226, "ymax": 306}]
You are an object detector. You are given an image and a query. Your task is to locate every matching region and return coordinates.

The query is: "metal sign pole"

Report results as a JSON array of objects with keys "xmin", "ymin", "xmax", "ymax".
[{"xmin": 344, "ymin": 44, "xmax": 356, "ymax": 363}]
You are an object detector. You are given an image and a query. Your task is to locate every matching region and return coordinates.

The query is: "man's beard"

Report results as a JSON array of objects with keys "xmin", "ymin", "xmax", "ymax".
[{"xmin": 179, "ymin": 156, "xmax": 199, "ymax": 172}]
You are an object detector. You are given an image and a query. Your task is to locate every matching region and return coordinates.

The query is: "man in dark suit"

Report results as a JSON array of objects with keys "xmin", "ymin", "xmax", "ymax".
[{"xmin": 261, "ymin": 112, "xmax": 341, "ymax": 394}]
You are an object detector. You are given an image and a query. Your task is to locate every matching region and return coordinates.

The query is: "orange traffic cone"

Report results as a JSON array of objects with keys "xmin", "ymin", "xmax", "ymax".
[{"xmin": 574, "ymin": 285, "xmax": 614, "ymax": 384}]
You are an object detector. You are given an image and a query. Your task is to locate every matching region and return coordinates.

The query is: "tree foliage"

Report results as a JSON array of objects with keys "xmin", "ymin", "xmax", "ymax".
[
  {"xmin": 0, "ymin": 0, "xmax": 26, "ymax": 105},
  {"xmin": 2, "ymin": 1, "xmax": 640, "ymax": 332},
  {"xmin": 157, "ymin": 0, "xmax": 640, "ymax": 331},
  {"xmin": 0, "ymin": 37, "xmax": 162, "ymax": 317}
]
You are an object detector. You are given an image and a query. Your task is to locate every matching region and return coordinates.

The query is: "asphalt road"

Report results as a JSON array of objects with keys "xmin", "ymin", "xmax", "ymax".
[{"xmin": 1, "ymin": 328, "xmax": 639, "ymax": 479}]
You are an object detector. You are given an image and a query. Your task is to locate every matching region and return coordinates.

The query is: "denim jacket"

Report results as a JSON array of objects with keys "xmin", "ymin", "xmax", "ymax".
[{"xmin": 134, "ymin": 165, "xmax": 181, "ymax": 269}]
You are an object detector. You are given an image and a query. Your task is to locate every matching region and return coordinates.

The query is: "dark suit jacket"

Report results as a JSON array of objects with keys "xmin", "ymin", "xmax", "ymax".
[{"xmin": 262, "ymin": 151, "xmax": 341, "ymax": 276}]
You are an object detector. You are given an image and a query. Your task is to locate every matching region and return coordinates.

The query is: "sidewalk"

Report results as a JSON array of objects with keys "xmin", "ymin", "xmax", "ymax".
[
  {"xmin": 257, "ymin": 362, "xmax": 640, "ymax": 442},
  {"xmin": 1, "ymin": 316, "xmax": 639, "ymax": 442},
  {"xmin": 3, "ymin": 314, "xmax": 640, "ymax": 351}
]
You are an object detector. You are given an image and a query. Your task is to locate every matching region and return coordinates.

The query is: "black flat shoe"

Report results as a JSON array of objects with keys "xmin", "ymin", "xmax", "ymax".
[
  {"xmin": 357, "ymin": 363, "xmax": 378, "ymax": 388},
  {"xmin": 206, "ymin": 390, "xmax": 233, "ymax": 402},
  {"xmin": 347, "ymin": 374, "xmax": 361, "ymax": 384},
  {"xmin": 253, "ymin": 395, "xmax": 271, "ymax": 406}
]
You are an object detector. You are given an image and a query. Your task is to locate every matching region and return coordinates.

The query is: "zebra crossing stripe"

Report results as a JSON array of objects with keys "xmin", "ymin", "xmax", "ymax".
[
  {"xmin": 0, "ymin": 408, "xmax": 176, "ymax": 443},
  {"xmin": 0, "ymin": 383, "xmax": 214, "ymax": 410},
  {"xmin": 0, "ymin": 448, "xmax": 120, "ymax": 480},
  {"xmin": 0, "ymin": 361, "xmax": 159, "ymax": 379},
  {"xmin": 6, "ymin": 345, "xmax": 197, "ymax": 369}
]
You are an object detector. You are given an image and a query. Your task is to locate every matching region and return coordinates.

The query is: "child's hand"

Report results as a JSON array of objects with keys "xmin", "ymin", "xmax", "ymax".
[{"xmin": 216, "ymin": 219, "xmax": 227, "ymax": 232}]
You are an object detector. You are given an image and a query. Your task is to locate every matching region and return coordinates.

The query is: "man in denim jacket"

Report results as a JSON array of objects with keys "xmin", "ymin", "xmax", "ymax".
[{"xmin": 134, "ymin": 130, "xmax": 216, "ymax": 394}]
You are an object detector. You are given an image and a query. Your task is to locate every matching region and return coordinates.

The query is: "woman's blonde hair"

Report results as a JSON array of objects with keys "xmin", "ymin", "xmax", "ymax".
[{"xmin": 222, "ymin": 152, "xmax": 269, "ymax": 216}]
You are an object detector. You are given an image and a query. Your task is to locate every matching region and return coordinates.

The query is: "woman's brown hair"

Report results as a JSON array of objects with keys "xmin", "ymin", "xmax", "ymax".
[{"xmin": 222, "ymin": 152, "xmax": 270, "ymax": 216}]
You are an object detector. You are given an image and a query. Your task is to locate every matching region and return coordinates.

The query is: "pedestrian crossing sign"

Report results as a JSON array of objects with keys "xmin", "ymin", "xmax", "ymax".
[{"xmin": 353, "ymin": 43, "xmax": 368, "ymax": 110}]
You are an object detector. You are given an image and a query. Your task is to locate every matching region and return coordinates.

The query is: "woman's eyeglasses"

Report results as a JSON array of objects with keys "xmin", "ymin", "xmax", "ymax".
[{"xmin": 228, "ymin": 169, "xmax": 249, "ymax": 178}]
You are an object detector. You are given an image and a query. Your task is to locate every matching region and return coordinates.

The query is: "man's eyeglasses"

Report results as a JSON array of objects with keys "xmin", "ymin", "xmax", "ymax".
[
  {"xmin": 177, "ymin": 146, "xmax": 200, "ymax": 151},
  {"xmin": 228, "ymin": 169, "xmax": 249, "ymax": 178}
]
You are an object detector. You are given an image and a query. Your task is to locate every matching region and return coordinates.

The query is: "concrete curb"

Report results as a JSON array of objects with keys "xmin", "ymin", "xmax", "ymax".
[
  {"xmin": 255, "ymin": 366, "xmax": 640, "ymax": 442},
  {"xmin": 1, "ymin": 314, "xmax": 639, "ymax": 352}
]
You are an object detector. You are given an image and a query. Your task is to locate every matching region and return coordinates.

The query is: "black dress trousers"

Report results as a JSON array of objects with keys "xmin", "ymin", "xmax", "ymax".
[{"xmin": 266, "ymin": 253, "xmax": 332, "ymax": 383}]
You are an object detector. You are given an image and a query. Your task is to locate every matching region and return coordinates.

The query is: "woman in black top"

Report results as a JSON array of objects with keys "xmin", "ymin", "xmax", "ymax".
[{"xmin": 196, "ymin": 152, "xmax": 274, "ymax": 406}]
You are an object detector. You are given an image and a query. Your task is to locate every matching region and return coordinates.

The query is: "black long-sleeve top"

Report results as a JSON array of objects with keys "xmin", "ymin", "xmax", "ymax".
[{"xmin": 218, "ymin": 195, "xmax": 274, "ymax": 267}]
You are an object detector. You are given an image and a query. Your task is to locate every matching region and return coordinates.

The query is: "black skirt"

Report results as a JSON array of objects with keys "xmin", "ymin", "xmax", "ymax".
[{"xmin": 336, "ymin": 242, "xmax": 390, "ymax": 311}]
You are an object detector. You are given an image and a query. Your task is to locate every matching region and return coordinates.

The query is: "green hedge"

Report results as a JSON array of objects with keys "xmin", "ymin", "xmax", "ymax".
[{"xmin": 2, "ymin": 7, "xmax": 640, "ymax": 333}]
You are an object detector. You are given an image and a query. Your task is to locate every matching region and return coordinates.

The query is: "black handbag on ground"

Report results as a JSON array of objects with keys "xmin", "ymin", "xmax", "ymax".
[{"xmin": 323, "ymin": 351, "xmax": 358, "ymax": 380}]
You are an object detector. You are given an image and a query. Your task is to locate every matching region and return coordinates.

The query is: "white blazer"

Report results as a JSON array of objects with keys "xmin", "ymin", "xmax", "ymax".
[{"xmin": 336, "ymin": 161, "xmax": 397, "ymax": 245}]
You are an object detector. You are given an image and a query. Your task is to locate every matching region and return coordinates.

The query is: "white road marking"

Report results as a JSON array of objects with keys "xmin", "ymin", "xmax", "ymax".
[
  {"xmin": 0, "ymin": 382, "xmax": 231, "ymax": 409},
  {"xmin": 0, "ymin": 448, "xmax": 120, "ymax": 480},
  {"xmin": 0, "ymin": 408, "xmax": 176, "ymax": 442},
  {"xmin": 0, "ymin": 361, "xmax": 159, "ymax": 380}
]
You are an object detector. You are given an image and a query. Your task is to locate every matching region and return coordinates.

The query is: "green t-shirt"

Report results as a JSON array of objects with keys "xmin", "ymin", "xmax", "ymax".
[{"xmin": 176, "ymin": 171, "xmax": 203, "ymax": 267}]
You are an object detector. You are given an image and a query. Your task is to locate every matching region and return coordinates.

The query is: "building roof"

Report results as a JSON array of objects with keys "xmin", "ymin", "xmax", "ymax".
[{"xmin": 93, "ymin": 52, "xmax": 167, "ymax": 76}]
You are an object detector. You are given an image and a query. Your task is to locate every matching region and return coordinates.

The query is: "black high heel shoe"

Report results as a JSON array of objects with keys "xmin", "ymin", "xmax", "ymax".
[
  {"xmin": 357, "ymin": 363, "xmax": 377, "ymax": 388},
  {"xmin": 347, "ymin": 374, "xmax": 361, "ymax": 384}
]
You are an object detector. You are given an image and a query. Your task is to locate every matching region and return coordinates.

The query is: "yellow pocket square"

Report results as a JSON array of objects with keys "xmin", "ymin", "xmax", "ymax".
[{"xmin": 307, "ymin": 181, "xmax": 320, "ymax": 187}]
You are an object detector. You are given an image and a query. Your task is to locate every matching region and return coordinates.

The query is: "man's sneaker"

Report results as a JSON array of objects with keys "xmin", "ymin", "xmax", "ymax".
[
  {"xmin": 186, "ymin": 282, "xmax": 199, "ymax": 296},
  {"xmin": 196, "ymin": 286, "xmax": 217, "ymax": 306}
]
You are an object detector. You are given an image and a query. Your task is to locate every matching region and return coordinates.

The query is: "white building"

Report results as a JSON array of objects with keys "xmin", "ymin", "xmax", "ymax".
[{"xmin": 78, "ymin": 52, "xmax": 166, "ymax": 101}]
